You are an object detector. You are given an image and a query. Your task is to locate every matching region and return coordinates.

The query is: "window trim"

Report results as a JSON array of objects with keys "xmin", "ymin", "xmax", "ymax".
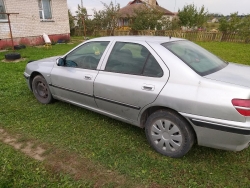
[{"xmin": 38, "ymin": 0, "xmax": 52, "ymax": 20}]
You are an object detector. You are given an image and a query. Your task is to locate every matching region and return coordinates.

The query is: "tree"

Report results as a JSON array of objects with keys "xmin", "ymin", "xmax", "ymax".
[
  {"xmin": 68, "ymin": 9, "xmax": 75, "ymax": 35},
  {"xmin": 92, "ymin": 2, "xmax": 120, "ymax": 35},
  {"xmin": 74, "ymin": 5, "xmax": 95, "ymax": 36},
  {"xmin": 219, "ymin": 12, "xmax": 241, "ymax": 33},
  {"xmin": 240, "ymin": 15, "xmax": 250, "ymax": 42},
  {"xmin": 169, "ymin": 17, "xmax": 181, "ymax": 30},
  {"xmin": 130, "ymin": 6, "xmax": 165, "ymax": 30},
  {"xmin": 178, "ymin": 4, "xmax": 208, "ymax": 29},
  {"xmin": 219, "ymin": 13, "xmax": 250, "ymax": 43}
]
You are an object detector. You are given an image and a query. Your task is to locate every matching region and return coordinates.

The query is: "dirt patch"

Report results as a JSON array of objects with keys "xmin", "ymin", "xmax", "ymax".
[
  {"xmin": 0, "ymin": 128, "xmax": 46, "ymax": 161},
  {"xmin": 1, "ymin": 58, "xmax": 27, "ymax": 63},
  {"xmin": 46, "ymin": 149, "xmax": 132, "ymax": 187},
  {"xmin": 0, "ymin": 128, "xmax": 146, "ymax": 187},
  {"xmin": 0, "ymin": 50, "xmax": 8, "ymax": 53}
]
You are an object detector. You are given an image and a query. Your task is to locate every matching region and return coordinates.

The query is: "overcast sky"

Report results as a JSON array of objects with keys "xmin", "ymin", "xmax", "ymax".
[{"xmin": 67, "ymin": 0, "xmax": 250, "ymax": 16}]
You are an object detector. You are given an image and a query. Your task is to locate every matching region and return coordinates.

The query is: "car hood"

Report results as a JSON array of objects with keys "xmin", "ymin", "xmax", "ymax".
[
  {"xmin": 31, "ymin": 56, "xmax": 61, "ymax": 65},
  {"xmin": 204, "ymin": 63, "xmax": 250, "ymax": 88}
]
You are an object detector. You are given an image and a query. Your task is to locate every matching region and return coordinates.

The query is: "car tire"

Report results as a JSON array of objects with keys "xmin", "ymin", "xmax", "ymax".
[
  {"xmin": 14, "ymin": 44, "xmax": 26, "ymax": 50},
  {"xmin": 145, "ymin": 110, "xmax": 195, "ymax": 158},
  {"xmin": 5, "ymin": 53, "xmax": 21, "ymax": 60},
  {"xmin": 32, "ymin": 75, "xmax": 54, "ymax": 104}
]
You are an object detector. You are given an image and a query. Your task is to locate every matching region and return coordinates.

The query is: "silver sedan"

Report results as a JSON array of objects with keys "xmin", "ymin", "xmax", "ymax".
[{"xmin": 24, "ymin": 36, "xmax": 250, "ymax": 158}]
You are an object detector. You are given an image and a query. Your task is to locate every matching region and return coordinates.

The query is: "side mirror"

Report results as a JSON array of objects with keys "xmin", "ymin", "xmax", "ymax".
[{"xmin": 56, "ymin": 58, "xmax": 65, "ymax": 66}]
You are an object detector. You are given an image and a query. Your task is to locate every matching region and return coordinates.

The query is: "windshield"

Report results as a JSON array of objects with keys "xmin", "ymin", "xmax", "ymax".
[{"xmin": 162, "ymin": 41, "xmax": 228, "ymax": 76}]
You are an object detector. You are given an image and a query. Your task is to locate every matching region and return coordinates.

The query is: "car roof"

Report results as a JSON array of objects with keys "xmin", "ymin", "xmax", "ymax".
[{"xmin": 90, "ymin": 36, "xmax": 186, "ymax": 44}]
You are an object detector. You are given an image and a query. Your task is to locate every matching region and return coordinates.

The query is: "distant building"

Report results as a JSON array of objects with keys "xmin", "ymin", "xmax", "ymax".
[
  {"xmin": 0, "ymin": 0, "xmax": 70, "ymax": 49},
  {"xmin": 211, "ymin": 18, "xmax": 219, "ymax": 23},
  {"xmin": 118, "ymin": 0, "xmax": 174, "ymax": 27}
]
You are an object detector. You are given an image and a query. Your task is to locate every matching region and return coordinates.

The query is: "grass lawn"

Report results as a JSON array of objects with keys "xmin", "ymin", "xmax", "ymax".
[
  {"xmin": 0, "ymin": 143, "xmax": 92, "ymax": 187},
  {"xmin": 0, "ymin": 41, "xmax": 250, "ymax": 187}
]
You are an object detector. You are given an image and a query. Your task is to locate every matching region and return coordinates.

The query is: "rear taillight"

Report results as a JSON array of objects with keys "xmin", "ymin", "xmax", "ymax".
[{"xmin": 232, "ymin": 99, "xmax": 250, "ymax": 116}]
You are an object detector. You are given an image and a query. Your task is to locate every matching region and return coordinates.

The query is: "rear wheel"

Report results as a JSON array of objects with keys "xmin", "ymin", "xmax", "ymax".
[
  {"xmin": 32, "ymin": 75, "xmax": 53, "ymax": 104},
  {"xmin": 145, "ymin": 110, "xmax": 195, "ymax": 158}
]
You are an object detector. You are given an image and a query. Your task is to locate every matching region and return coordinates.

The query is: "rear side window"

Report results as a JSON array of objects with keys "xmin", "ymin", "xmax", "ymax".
[
  {"xmin": 143, "ymin": 54, "xmax": 163, "ymax": 77},
  {"xmin": 162, "ymin": 41, "xmax": 228, "ymax": 76},
  {"xmin": 105, "ymin": 42, "xmax": 163, "ymax": 77}
]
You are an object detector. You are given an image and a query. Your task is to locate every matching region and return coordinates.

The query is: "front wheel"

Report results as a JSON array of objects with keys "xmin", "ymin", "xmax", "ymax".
[
  {"xmin": 32, "ymin": 75, "xmax": 53, "ymax": 104},
  {"xmin": 145, "ymin": 110, "xmax": 195, "ymax": 158}
]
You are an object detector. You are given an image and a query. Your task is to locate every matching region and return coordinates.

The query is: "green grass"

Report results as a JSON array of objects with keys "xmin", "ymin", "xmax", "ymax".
[
  {"xmin": 197, "ymin": 42, "xmax": 250, "ymax": 65},
  {"xmin": 0, "ymin": 41, "xmax": 250, "ymax": 187},
  {"xmin": 0, "ymin": 143, "xmax": 92, "ymax": 187}
]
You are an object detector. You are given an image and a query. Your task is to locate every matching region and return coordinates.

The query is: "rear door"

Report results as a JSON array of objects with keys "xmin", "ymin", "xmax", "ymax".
[
  {"xmin": 50, "ymin": 41, "xmax": 111, "ymax": 108},
  {"xmin": 94, "ymin": 40, "xmax": 169, "ymax": 121}
]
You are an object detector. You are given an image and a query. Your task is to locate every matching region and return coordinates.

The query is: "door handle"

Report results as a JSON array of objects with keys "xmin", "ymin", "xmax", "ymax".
[
  {"xmin": 142, "ymin": 84, "xmax": 155, "ymax": 91},
  {"xmin": 84, "ymin": 76, "xmax": 92, "ymax": 80}
]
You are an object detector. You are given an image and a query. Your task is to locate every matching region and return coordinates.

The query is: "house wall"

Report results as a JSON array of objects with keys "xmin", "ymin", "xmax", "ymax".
[{"xmin": 0, "ymin": 0, "xmax": 70, "ymax": 49}]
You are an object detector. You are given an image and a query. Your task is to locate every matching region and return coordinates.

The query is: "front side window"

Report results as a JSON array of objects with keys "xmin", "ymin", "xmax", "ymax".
[
  {"xmin": 162, "ymin": 41, "xmax": 228, "ymax": 76},
  {"xmin": 105, "ymin": 42, "xmax": 163, "ymax": 77},
  {"xmin": 0, "ymin": 0, "xmax": 7, "ymax": 20},
  {"xmin": 38, "ymin": 0, "xmax": 52, "ymax": 20},
  {"xmin": 64, "ymin": 41, "xmax": 110, "ymax": 70}
]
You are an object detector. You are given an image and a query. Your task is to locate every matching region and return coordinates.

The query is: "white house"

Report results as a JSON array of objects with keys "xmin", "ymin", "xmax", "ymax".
[{"xmin": 0, "ymin": 0, "xmax": 70, "ymax": 49}]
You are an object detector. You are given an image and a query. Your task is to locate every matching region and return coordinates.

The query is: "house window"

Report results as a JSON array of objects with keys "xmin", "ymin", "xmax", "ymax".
[
  {"xmin": 38, "ymin": 0, "xmax": 52, "ymax": 20},
  {"xmin": 0, "ymin": 0, "xmax": 7, "ymax": 20}
]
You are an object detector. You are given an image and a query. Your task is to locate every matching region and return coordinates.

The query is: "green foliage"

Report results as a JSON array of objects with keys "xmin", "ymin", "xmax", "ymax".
[
  {"xmin": 75, "ymin": 4, "xmax": 88, "ymax": 28},
  {"xmin": 219, "ymin": 13, "xmax": 250, "ymax": 42},
  {"xmin": 178, "ymin": 4, "xmax": 208, "ymax": 28},
  {"xmin": 169, "ymin": 17, "xmax": 181, "ymax": 30},
  {"xmin": 240, "ymin": 15, "xmax": 250, "ymax": 42},
  {"xmin": 130, "ymin": 6, "xmax": 165, "ymax": 30},
  {"xmin": 75, "ymin": 5, "xmax": 95, "ymax": 35},
  {"xmin": 219, "ymin": 13, "xmax": 241, "ymax": 33},
  {"xmin": 68, "ymin": 9, "xmax": 75, "ymax": 31},
  {"xmin": 92, "ymin": 2, "xmax": 120, "ymax": 33}
]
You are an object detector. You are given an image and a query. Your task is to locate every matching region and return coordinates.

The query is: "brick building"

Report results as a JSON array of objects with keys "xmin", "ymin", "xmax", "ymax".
[{"xmin": 0, "ymin": 0, "xmax": 70, "ymax": 49}]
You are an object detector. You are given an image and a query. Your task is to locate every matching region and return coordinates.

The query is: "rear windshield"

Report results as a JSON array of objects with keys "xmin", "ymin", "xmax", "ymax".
[{"xmin": 162, "ymin": 41, "xmax": 228, "ymax": 76}]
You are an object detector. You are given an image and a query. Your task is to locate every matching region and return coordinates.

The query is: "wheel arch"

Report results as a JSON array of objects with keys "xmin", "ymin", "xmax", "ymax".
[
  {"xmin": 140, "ymin": 106, "xmax": 197, "ymax": 141},
  {"xmin": 29, "ymin": 72, "xmax": 43, "ymax": 90}
]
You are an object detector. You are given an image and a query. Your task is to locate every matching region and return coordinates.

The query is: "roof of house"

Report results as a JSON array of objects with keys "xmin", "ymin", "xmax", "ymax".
[{"xmin": 118, "ymin": 0, "xmax": 174, "ymax": 18}]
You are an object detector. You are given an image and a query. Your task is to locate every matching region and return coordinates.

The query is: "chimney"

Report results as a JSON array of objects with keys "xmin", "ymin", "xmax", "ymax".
[{"xmin": 148, "ymin": 0, "xmax": 156, "ymax": 6}]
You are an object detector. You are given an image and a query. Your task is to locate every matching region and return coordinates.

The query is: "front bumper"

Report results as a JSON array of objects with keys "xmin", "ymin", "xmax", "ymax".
[
  {"xmin": 181, "ymin": 112, "xmax": 250, "ymax": 151},
  {"xmin": 23, "ymin": 72, "xmax": 31, "ymax": 91}
]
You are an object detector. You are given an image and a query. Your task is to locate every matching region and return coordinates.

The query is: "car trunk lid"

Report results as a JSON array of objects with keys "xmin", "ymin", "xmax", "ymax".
[{"xmin": 204, "ymin": 63, "xmax": 250, "ymax": 88}]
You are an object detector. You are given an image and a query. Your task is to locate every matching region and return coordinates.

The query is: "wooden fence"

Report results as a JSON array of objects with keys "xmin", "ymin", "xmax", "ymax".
[{"xmin": 91, "ymin": 30, "xmax": 248, "ymax": 43}]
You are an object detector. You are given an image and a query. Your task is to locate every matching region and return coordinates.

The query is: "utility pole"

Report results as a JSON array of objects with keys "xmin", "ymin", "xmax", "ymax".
[
  {"xmin": 79, "ymin": 0, "xmax": 91, "ymax": 39},
  {"xmin": 0, "ymin": 12, "xmax": 19, "ymax": 50},
  {"xmin": 81, "ymin": 0, "xmax": 86, "ymax": 38}
]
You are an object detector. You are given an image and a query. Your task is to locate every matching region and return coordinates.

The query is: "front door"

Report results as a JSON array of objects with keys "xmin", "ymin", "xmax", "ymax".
[{"xmin": 50, "ymin": 41, "xmax": 110, "ymax": 108}]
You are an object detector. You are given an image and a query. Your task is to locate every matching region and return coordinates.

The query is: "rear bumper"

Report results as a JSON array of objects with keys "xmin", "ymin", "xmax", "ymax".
[{"xmin": 181, "ymin": 113, "xmax": 250, "ymax": 151}]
